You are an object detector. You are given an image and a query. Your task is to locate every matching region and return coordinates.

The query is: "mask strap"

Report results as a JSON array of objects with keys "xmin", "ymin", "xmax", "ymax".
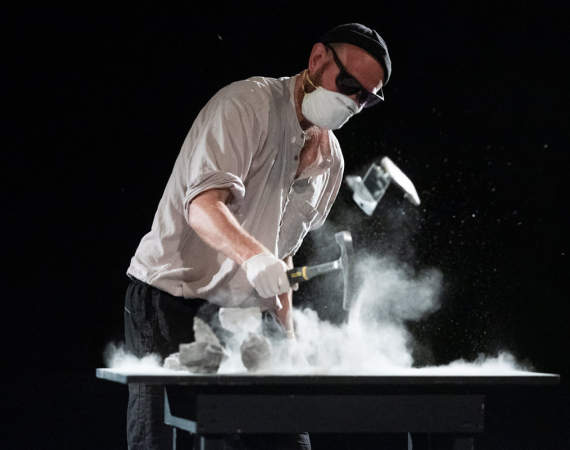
[{"xmin": 304, "ymin": 69, "xmax": 318, "ymax": 93}]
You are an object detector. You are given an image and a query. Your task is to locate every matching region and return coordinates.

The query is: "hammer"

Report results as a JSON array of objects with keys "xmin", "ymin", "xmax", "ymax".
[{"xmin": 286, "ymin": 231, "xmax": 356, "ymax": 311}]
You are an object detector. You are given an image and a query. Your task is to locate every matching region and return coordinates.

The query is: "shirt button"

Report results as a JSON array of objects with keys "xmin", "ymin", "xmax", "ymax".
[
  {"xmin": 291, "ymin": 137, "xmax": 296, "ymax": 144},
  {"xmin": 294, "ymin": 155, "xmax": 299, "ymax": 161}
]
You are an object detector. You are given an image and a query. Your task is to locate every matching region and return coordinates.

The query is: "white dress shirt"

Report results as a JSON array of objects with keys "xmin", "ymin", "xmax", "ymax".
[{"xmin": 127, "ymin": 74, "xmax": 344, "ymax": 309}]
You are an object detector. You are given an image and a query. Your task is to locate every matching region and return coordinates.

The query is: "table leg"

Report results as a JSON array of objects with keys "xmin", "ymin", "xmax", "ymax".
[
  {"xmin": 193, "ymin": 434, "xmax": 227, "ymax": 450},
  {"xmin": 172, "ymin": 427, "xmax": 192, "ymax": 450},
  {"xmin": 171, "ymin": 429, "xmax": 228, "ymax": 450},
  {"xmin": 409, "ymin": 433, "xmax": 475, "ymax": 450}
]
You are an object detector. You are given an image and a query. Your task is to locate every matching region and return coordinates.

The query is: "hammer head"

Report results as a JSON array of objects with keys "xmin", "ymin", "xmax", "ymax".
[{"xmin": 334, "ymin": 231, "xmax": 357, "ymax": 311}]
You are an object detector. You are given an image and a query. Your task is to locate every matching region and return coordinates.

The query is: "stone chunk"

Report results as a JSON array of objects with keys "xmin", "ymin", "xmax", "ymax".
[
  {"xmin": 179, "ymin": 341, "xmax": 225, "ymax": 373},
  {"xmin": 241, "ymin": 332, "xmax": 271, "ymax": 372},
  {"xmin": 163, "ymin": 353, "xmax": 185, "ymax": 371},
  {"xmin": 176, "ymin": 317, "xmax": 226, "ymax": 373},
  {"xmin": 194, "ymin": 316, "xmax": 222, "ymax": 347}
]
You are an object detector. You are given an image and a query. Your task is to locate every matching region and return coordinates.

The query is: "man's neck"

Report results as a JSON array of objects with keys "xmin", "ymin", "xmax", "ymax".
[{"xmin": 294, "ymin": 71, "xmax": 321, "ymax": 134}]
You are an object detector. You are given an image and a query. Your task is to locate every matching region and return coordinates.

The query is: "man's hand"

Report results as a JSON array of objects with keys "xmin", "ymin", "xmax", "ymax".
[{"xmin": 242, "ymin": 253, "xmax": 290, "ymax": 298}]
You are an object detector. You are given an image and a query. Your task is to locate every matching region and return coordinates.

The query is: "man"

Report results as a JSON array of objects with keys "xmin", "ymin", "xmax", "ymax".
[{"xmin": 124, "ymin": 23, "xmax": 391, "ymax": 450}]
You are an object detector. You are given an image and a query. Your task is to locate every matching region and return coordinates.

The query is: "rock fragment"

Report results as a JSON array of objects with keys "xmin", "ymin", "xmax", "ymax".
[
  {"xmin": 179, "ymin": 341, "xmax": 225, "ymax": 373},
  {"xmin": 176, "ymin": 317, "xmax": 226, "ymax": 373},
  {"xmin": 241, "ymin": 332, "xmax": 271, "ymax": 372},
  {"xmin": 163, "ymin": 353, "xmax": 185, "ymax": 371},
  {"xmin": 194, "ymin": 316, "xmax": 222, "ymax": 347}
]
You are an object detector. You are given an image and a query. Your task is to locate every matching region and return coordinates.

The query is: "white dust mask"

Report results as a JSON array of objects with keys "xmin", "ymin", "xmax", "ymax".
[{"xmin": 301, "ymin": 70, "xmax": 359, "ymax": 130}]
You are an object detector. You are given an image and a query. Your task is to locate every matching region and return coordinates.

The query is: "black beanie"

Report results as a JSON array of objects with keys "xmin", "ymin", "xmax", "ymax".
[{"xmin": 318, "ymin": 23, "xmax": 391, "ymax": 85}]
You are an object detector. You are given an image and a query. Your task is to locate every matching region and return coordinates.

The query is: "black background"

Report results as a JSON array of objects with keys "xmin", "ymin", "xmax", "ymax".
[{"xmin": 2, "ymin": 2, "xmax": 569, "ymax": 449}]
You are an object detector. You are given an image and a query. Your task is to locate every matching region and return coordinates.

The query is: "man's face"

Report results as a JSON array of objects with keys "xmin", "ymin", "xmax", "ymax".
[{"xmin": 308, "ymin": 43, "xmax": 385, "ymax": 109}]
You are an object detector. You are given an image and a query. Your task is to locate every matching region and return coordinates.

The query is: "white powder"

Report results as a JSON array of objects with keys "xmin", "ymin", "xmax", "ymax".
[{"xmin": 106, "ymin": 255, "xmax": 533, "ymax": 375}]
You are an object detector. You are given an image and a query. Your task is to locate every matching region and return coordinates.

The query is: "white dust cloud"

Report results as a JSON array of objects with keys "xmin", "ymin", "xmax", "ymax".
[
  {"xmin": 412, "ymin": 352, "xmax": 529, "ymax": 375},
  {"xmin": 106, "ymin": 255, "xmax": 534, "ymax": 375},
  {"xmin": 104, "ymin": 343, "xmax": 174, "ymax": 374},
  {"xmin": 288, "ymin": 255, "xmax": 442, "ymax": 374}
]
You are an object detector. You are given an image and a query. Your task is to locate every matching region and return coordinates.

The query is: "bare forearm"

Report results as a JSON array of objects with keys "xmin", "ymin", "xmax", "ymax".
[
  {"xmin": 277, "ymin": 256, "xmax": 295, "ymax": 335},
  {"xmin": 277, "ymin": 290, "xmax": 294, "ymax": 333},
  {"xmin": 187, "ymin": 189, "xmax": 270, "ymax": 265}
]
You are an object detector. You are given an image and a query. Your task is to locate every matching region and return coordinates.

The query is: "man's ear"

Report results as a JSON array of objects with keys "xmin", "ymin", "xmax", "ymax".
[{"xmin": 307, "ymin": 42, "xmax": 328, "ymax": 74}]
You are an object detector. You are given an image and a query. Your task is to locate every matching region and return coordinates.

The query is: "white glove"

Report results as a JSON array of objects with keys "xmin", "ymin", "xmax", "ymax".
[{"xmin": 242, "ymin": 253, "xmax": 291, "ymax": 299}]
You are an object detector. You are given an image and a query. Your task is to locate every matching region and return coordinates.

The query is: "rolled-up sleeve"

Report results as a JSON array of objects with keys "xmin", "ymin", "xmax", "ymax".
[{"xmin": 182, "ymin": 95, "xmax": 263, "ymax": 220}]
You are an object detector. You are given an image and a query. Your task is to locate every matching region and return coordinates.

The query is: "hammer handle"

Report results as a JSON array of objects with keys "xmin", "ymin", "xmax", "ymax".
[{"xmin": 286, "ymin": 260, "xmax": 341, "ymax": 284}]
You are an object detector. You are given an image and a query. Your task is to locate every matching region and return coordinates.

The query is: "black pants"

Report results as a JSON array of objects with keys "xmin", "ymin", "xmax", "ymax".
[{"xmin": 124, "ymin": 277, "xmax": 311, "ymax": 450}]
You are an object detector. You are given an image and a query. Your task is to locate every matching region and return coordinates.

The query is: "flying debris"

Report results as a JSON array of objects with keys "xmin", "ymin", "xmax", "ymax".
[{"xmin": 346, "ymin": 156, "xmax": 421, "ymax": 216}]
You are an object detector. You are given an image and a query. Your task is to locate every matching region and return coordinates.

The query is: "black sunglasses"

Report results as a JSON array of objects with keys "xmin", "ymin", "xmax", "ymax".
[{"xmin": 326, "ymin": 44, "xmax": 384, "ymax": 108}]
